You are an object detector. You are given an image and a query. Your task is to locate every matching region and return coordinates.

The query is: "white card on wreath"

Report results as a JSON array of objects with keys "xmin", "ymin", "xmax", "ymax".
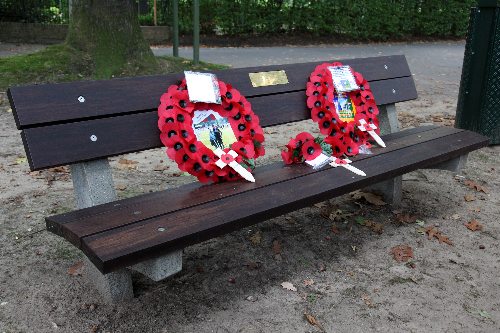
[
  {"xmin": 328, "ymin": 66, "xmax": 359, "ymax": 92},
  {"xmin": 305, "ymin": 153, "xmax": 331, "ymax": 169},
  {"xmin": 184, "ymin": 71, "xmax": 222, "ymax": 104}
]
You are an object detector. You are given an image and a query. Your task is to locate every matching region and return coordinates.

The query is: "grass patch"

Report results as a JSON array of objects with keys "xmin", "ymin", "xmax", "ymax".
[{"xmin": 0, "ymin": 44, "xmax": 229, "ymax": 91}]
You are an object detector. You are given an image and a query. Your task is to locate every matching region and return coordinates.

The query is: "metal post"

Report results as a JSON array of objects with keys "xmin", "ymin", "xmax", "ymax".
[
  {"xmin": 153, "ymin": 0, "xmax": 157, "ymax": 26},
  {"xmin": 172, "ymin": 0, "xmax": 179, "ymax": 57},
  {"xmin": 193, "ymin": 0, "xmax": 200, "ymax": 65}
]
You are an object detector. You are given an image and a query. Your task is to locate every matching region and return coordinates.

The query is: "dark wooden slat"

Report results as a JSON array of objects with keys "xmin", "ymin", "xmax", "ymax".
[
  {"xmin": 9, "ymin": 55, "xmax": 411, "ymax": 129},
  {"xmin": 22, "ymin": 76, "xmax": 417, "ymax": 171},
  {"xmin": 81, "ymin": 129, "xmax": 488, "ymax": 273},
  {"xmin": 46, "ymin": 126, "xmax": 448, "ymax": 247}
]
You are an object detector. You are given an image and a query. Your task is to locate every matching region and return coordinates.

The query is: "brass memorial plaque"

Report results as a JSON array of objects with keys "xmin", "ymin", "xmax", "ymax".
[{"xmin": 248, "ymin": 70, "xmax": 289, "ymax": 88}]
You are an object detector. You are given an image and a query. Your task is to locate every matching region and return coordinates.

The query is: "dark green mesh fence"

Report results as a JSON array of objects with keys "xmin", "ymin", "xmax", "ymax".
[{"xmin": 456, "ymin": 2, "xmax": 500, "ymax": 144}]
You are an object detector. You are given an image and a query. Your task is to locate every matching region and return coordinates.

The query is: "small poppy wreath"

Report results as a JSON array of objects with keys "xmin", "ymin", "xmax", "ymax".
[
  {"xmin": 281, "ymin": 132, "xmax": 332, "ymax": 165},
  {"xmin": 306, "ymin": 62, "xmax": 380, "ymax": 157},
  {"xmin": 158, "ymin": 79, "xmax": 265, "ymax": 183}
]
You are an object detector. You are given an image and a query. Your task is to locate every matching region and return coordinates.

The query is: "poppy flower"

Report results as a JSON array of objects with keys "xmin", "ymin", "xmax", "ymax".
[
  {"xmin": 296, "ymin": 132, "xmax": 315, "ymax": 144},
  {"xmin": 343, "ymin": 137, "xmax": 359, "ymax": 156},
  {"xmin": 232, "ymin": 139, "xmax": 255, "ymax": 159},
  {"xmin": 171, "ymin": 88, "xmax": 195, "ymax": 113},
  {"xmin": 223, "ymin": 86, "xmax": 241, "ymax": 104},
  {"xmin": 281, "ymin": 149, "xmax": 294, "ymax": 165},
  {"xmin": 319, "ymin": 114, "xmax": 334, "ymax": 135},
  {"xmin": 301, "ymin": 140, "xmax": 322, "ymax": 160},
  {"xmin": 325, "ymin": 136, "xmax": 345, "ymax": 157},
  {"xmin": 159, "ymin": 78, "xmax": 265, "ymax": 184}
]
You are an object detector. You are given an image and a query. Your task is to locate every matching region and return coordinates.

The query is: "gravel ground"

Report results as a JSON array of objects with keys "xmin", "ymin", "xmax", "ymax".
[{"xmin": 0, "ymin": 42, "xmax": 499, "ymax": 333}]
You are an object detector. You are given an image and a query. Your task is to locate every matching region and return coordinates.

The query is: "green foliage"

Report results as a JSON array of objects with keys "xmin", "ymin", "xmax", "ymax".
[
  {"xmin": 1, "ymin": 0, "xmax": 476, "ymax": 40},
  {"xmin": 0, "ymin": 0, "xmax": 69, "ymax": 24},
  {"xmin": 0, "ymin": 45, "xmax": 228, "ymax": 91},
  {"xmin": 169, "ymin": 0, "xmax": 476, "ymax": 40}
]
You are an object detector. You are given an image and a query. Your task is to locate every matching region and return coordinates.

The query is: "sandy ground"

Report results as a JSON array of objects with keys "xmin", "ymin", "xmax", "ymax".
[{"xmin": 1, "ymin": 42, "xmax": 499, "ymax": 333}]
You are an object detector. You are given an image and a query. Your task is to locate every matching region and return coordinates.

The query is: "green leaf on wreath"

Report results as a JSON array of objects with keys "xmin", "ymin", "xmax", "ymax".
[{"xmin": 315, "ymin": 136, "xmax": 333, "ymax": 156}]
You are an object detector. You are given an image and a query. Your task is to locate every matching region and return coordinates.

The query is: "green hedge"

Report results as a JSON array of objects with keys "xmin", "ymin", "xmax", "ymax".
[
  {"xmin": 167, "ymin": 0, "xmax": 477, "ymax": 39},
  {"xmin": 1, "ymin": 0, "xmax": 477, "ymax": 40}
]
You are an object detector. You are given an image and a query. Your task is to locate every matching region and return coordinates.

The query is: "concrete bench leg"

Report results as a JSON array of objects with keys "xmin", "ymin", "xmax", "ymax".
[
  {"xmin": 365, "ymin": 176, "xmax": 402, "ymax": 206},
  {"xmin": 426, "ymin": 154, "xmax": 468, "ymax": 173},
  {"xmin": 71, "ymin": 159, "xmax": 134, "ymax": 302},
  {"xmin": 129, "ymin": 250, "xmax": 183, "ymax": 282},
  {"xmin": 84, "ymin": 258, "xmax": 134, "ymax": 302},
  {"xmin": 70, "ymin": 159, "xmax": 183, "ymax": 301},
  {"xmin": 363, "ymin": 104, "xmax": 402, "ymax": 205}
]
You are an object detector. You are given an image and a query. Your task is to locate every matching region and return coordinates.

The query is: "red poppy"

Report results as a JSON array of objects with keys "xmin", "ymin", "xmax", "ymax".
[
  {"xmin": 306, "ymin": 62, "xmax": 382, "ymax": 160},
  {"xmin": 159, "ymin": 78, "xmax": 265, "ymax": 183},
  {"xmin": 319, "ymin": 114, "xmax": 334, "ymax": 135},
  {"xmin": 301, "ymin": 140, "xmax": 322, "ymax": 160}
]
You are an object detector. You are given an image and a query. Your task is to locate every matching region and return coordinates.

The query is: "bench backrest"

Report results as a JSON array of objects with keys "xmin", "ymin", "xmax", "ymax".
[{"xmin": 8, "ymin": 55, "xmax": 417, "ymax": 171}]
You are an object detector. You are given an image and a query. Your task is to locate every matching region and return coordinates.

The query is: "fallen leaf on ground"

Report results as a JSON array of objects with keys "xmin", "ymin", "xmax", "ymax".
[
  {"xmin": 68, "ymin": 261, "xmax": 84, "ymax": 276},
  {"xmin": 464, "ymin": 179, "xmax": 489, "ymax": 193},
  {"xmin": 249, "ymin": 231, "xmax": 262, "ymax": 245},
  {"xmin": 118, "ymin": 158, "xmax": 138, "ymax": 165},
  {"xmin": 313, "ymin": 202, "xmax": 328, "ymax": 208},
  {"xmin": 394, "ymin": 212, "xmax": 418, "ymax": 224},
  {"xmin": 272, "ymin": 240, "xmax": 282, "ymax": 254},
  {"xmin": 15, "ymin": 157, "xmax": 27, "ymax": 164},
  {"xmin": 117, "ymin": 158, "xmax": 138, "ymax": 170},
  {"xmin": 476, "ymin": 310, "xmax": 492, "ymax": 319},
  {"xmin": 351, "ymin": 191, "xmax": 387, "ymax": 206},
  {"xmin": 464, "ymin": 220, "xmax": 483, "ymax": 231},
  {"xmin": 153, "ymin": 165, "xmax": 168, "ymax": 171},
  {"xmin": 322, "ymin": 208, "xmax": 352, "ymax": 222},
  {"xmin": 425, "ymin": 226, "xmax": 453, "ymax": 245},
  {"xmin": 464, "ymin": 194, "xmax": 476, "ymax": 202},
  {"xmin": 318, "ymin": 263, "xmax": 326, "ymax": 272},
  {"xmin": 244, "ymin": 261, "xmax": 261, "ymax": 270},
  {"xmin": 365, "ymin": 220, "xmax": 384, "ymax": 234},
  {"xmin": 303, "ymin": 279, "xmax": 314, "ymax": 286},
  {"xmin": 361, "ymin": 294, "xmax": 375, "ymax": 307},
  {"xmin": 331, "ymin": 226, "xmax": 340, "ymax": 234},
  {"xmin": 116, "ymin": 184, "xmax": 127, "ymax": 191},
  {"xmin": 281, "ymin": 282, "xmax": 297, "ymax": 292},
  {"xmin": 304, "ymin": 313, "xmax": 325, "ymax": 332},
  {"xmin": 415, "ymin": 220, "xmax": 425, "ymax": 227},
  {"xmin": 390, "ymin": 245, "xmax": 414, "ymax": 262}
]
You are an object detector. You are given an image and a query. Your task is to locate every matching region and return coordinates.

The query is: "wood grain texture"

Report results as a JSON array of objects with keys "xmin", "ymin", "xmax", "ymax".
[
  {"xmin": 44, "ymin": 127, "xmax": 489, "ymax": 272},
  {"xmin": 9, "ymin": 55, "xmax": 411, "ymax": 129},
  {"xmin": 23, "ymin": 76, "xmax": 417, "ymax": 171},
  {"xmin": 46, "ymin": 126, "xmax": 446, "ymax": 246}
]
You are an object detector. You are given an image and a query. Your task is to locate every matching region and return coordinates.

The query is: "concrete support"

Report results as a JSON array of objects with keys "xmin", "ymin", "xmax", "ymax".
[
  {"xmin": 70, "ymin": 159, "xmax": 183, "ymax": 302},
  {"xmin": 426, "ymin": 154, "xmax": 469, "ymax": 173},
  {"xmin": 377, "ymin": 104, "xmax": 399, "ymax": 136},
  {"xmin": 364, "ymin": 103, "xmax": 402, "ymax": 205},
  {"xmin": 130, "ymin": 251, "xmax": 183, "ymax": 282},
  {"xmin": 71, "ymin": 160, "xmax": 134, "ymax": 302},
  {"xmin": 366, "ymin": 176, "xmax": 403, "ymax": 206}
]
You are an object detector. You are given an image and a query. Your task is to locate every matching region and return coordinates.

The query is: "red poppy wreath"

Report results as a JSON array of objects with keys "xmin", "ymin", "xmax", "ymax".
[
  {"xmin": 306, "ymin": 62, "xmax": 382, "ymax": 157},
  {"xmin": 158, "ymin": 79, "xmax": 265, "ymax": 183}
]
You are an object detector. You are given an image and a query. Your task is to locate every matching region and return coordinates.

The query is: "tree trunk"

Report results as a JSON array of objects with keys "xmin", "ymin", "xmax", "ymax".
[{"xmin": 66, "ymin": 0, "xmax": 158, "ymax": 79}]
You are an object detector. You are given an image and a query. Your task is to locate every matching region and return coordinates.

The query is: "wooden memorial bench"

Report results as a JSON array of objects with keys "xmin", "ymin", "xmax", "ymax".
[{"xmin": 7, "ymin": 55, "xmax": 489, "ymax": 302}]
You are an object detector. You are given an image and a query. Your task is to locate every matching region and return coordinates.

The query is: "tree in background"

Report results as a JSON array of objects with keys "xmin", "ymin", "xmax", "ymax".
[{"xmin": 65, "ymin": 0, "xmax": 158, "ymax": 79}]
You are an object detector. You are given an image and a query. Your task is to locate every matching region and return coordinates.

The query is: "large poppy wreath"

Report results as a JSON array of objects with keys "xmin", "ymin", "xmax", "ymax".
[
  {"xmin": 158, "ymin": 79, "xmax": 265, "ymax": 183},
  {"xmin": 306, "ymin": 62, "xmax": 381, "ymax": 157}
]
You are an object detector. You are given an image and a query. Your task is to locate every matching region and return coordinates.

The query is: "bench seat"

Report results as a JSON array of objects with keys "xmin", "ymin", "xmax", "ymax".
[
  {"xmin": 46, "ymin": 126, "xmax": 488, "ymax": 273},
  {"xmin": 9, "ymin": 54, "xmax": 489, "ymax": 301}
]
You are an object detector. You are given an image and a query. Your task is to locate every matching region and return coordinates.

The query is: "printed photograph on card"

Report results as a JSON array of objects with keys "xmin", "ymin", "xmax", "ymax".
[
  {"xmin": 333, "ymin": 93, "xmax": 357, "ymax": 122},
  {"xmin": 328, "ymin": 66, "xmax": 359, "ymax": 92},
  {"xmin": 191, "ymin": 110, "xmax": 237, "ymax": 150}
]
